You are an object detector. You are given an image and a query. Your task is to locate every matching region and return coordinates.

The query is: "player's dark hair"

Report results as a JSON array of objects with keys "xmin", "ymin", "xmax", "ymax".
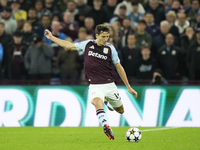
[{"xmin": 95, "ymin": 24, "xmax": 110, "ymax": 35}]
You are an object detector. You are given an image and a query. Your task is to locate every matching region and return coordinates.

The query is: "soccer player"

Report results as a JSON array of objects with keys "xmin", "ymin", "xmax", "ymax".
[{"xmin": 44, "ymin": 24, "xmax": 138, "ymax": 140}]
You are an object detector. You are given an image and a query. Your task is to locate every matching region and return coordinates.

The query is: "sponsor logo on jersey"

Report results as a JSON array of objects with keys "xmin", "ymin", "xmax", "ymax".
[
  {"xmin": 103, "ymin": 48, "xmax": 108, "ymax": 54},
  {"xmin": 88, "ymin": 51, "xmax": 107, "ymax": 60}
]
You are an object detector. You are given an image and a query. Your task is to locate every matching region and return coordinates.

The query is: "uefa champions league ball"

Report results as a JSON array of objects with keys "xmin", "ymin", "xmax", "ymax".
[{"xmin": 125, "ymin": 127, "xmax": 142, "ymax": 142}]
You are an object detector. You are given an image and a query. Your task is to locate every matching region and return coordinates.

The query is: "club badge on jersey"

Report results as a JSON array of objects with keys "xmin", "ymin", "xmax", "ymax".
[{"xmin": 103, "ymin": 48, "xmax": 108, "ymax": 54}]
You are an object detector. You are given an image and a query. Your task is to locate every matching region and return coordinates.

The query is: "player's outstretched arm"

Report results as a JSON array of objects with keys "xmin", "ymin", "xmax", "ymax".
[
  {"xmin": 44, "ymin": 29, "xmax": 77, "ymax": 50},
  {"xmin": 115, "ymin": 63, "xmax": 138, "ymax": 98}
]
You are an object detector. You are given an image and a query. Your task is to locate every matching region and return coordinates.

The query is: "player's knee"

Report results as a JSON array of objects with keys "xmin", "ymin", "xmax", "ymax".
[
  {"xmin": 115, "ymin": 106, "xmax": 124, "ymax": 114},
  {"xmin": 118, "ymin": 108, "xmax": 124, "ymax": 114},
  {"xmin": 91, "ymin": 97, "xmax": 103, "ymax": 106}
]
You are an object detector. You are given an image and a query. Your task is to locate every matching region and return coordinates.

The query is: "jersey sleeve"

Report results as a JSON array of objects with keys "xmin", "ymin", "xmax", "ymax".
[
  {"xmin": 110, "ymin": 45, "xmax": 120, "ymax": 64},
  {"xmin": 74, "ymin": 40, "xmax": 90, "ymax": 55}
]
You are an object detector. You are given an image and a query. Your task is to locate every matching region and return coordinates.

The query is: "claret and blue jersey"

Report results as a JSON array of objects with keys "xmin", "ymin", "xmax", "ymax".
[{"xmin": 75, "ymin": 40, "xmax": 120, "ymax": 84}]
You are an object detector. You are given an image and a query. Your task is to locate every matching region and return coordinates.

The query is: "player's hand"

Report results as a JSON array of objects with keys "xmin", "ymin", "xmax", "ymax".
[
  {"xmin": 128, "ymin": 87, "xmax": 138, "ymax": 98},
  {"xmin": 44, "ymin": 29, "xmax": 52, "ymax": 39}
]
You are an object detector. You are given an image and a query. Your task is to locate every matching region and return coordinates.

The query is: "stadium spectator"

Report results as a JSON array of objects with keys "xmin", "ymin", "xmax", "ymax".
[
  {"xmin": 121, "ymin": 34, "xmax": 141, "ymax": 79},
  {"xmin": 187, "ymin": 0, "xmax": 200, "ymax": 25},
  {"xmin": 164, "ymin": 0, "xmax": 173, "ymax": 12},
  {"xmin": 166, "ymin": 11, "xmax": 176, "ymax": 27},
  {"xmin": 166, "ymin": 10, "xmax": 180, "ymax": 38},
  {"xmin": 144, "ymin": 0, "xmax": 165, "ymax": 25},
  {"xmin": 84, "ymin": 17, "xmax": 95, "ymax": 38},
  {"xmin": 11, "ymin": 31, "xmax": 26, "ymax": 79},
  {"xmin": 157, "ymin": 33, "xmax": 182, "ymax": 80},
  {"xmin": 87, "ymin": 0, "xmax": 108, "ymax": 26},
  {"xmin": 103, "ymin": 0, "xmax": 117, "ymax": 21},
  {"xmin": 110, "ymin": 5, "xmax": 127, "ymax": 26},
  {"xmin": 57, "ymin": 0, "xmax": 68, "ymax": 12},
  {"xmin": 57, "ymin": 37, "xmax": 81, "ymax": 84},
  {"xmin": 134, "ymin": 45, "xmax": 157, "ymax": 79},
  {"xmin": 181, "ymin": 27, "xmax": 195, "ymax": 56},
  {"xmin": 42, "ymin": 0, "xmax": 59, "ymax": 16},
  {"xmin": 35, "ymin": 14, "xmax": 51, "ymax": 37},
  {"xmin": 52, "ymin": 13, "xmax": 62, "ymax": 22},
  {"xmin": 151, "ymin": 20, "xmax": 179, "ymax": 57},
  {"xmin": 191, "ymin": 14, "xmax": 200, "ymax": 31},
  {"xmin": 111, "ymin": 21, "xmax": 121, "ymax": 38},
  {"xmin": 74, "ymin": 12, "xmax": 87, "ymax": 27},
  {"xmin": 34, "ymin": 0, "xmax": 44, "ymax": 19},
  {"xmin": 126, "ymin": 0, "xmax": 143, "ymax": 27},
  {"xmin": 166, "ymin": 0, "xmax": 184, "ymax": 13},
  {"xmin": 44, "ymin": 21, "xmax": 67, "ymax": 77},
  {"xmin": 44, "ymin": 21, "xmax": 67, "ymax": 44},
  {"xmin": 0, "ymin": 0, "xmax": 8, "ymax": 13},
  {"xmin": 187, "ymin": 28, "xmax": 200, "ymax": 80},
  {"xmin": 76, "ymin": 0, "xmax": 91, "ymax": 15},
  {"xmin": 135, "ymin": 20, "xmax": 152, "ymax": 48},
  {"xmin": 66, "ymin": 0, "xmax": 79, "ymax": 22},
  {"xmin": 150, "ymin": 69, "xmax": 168, "ymax": 85},
  {"xmin": 27, "ymin": 8, "xmax": 39, "ymax": 29},
  {"xmin": 0, "ymin": 22, "xmax": 13, "ymax": 79},
  {"xmin": 11, "ymin": 0, "xmax": 27, "ymax": 21},
  {"xmin": 145, "ymin": 12, "xmax": 160, "ymax": 38},
  {"xmin": 16, "ymin": 17, "xmax": 24, "ymax": 31},
  {"xmin": 114, "ymin": 0, "xmax": 145, "ymax": 16},
  {"xmin": 24, "ymin": 35, "xmax": 53, "ymax": 80},
  {"xmin": 183, "ymin": 0, "xmax": 191, "ymax": 14},
  {"xmin": 1, "ymin": 6, "xmax": 18, "ymax": 35},
  {"xmin": 107, "ymin": 25, "xmax": 120, "ymax": 48},
  {"xmin": 17, "ymin": 0, "xmax": 33, "ymax": 12},
  {"xmin": 22, "ymin": 21, "xmax": 36, "ymax": 50},
  {"xmin": 74, "ymin": 27, "xmax": 87, "ymax": 42},
  {"xmin": 180, "ymin": 27, "xmax": 195, "ymax": 77},
  {"xmin": 119, "ymin": 17, "xmax": 134, "ymax": 48},
  {"xmin": 174, "ymin": 12, "xmax": 190, "ymax": 35},
  {"xmin": 60, "ymin": 11, "xmax": 79, "ymax": 41}
]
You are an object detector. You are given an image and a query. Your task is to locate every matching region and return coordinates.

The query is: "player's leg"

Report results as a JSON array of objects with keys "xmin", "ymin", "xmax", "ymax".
[
  {"xmin": 91, "ymin": 97, "xmax": 115, "ymax": 140},
  {"xmin": 91, "ymin": 97, "xmax": 110, "ymax": 126},
  {"xmin": 106, "ymin": 98, "xmax": 124, "ymax": 114},
  {"xmin": 113, "ymin": 104, "xmax": 124, "ymax": 114},
  {"xmin": 89, "ymin": 85, "xmax": 115, "ymax": 140}
]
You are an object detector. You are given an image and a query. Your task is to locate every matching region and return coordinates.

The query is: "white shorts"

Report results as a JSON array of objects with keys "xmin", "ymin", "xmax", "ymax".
[{"xmin": 88, "ymin": 82, "xmax": 122, "ymax": 108}]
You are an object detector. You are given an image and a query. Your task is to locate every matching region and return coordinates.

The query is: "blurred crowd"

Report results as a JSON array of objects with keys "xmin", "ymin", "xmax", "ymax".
[{"xmin": 0, "ymin": 0, "xmax": 200, "ymax": 85}]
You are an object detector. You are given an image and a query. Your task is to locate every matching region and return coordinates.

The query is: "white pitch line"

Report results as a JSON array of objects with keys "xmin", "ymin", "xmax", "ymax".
[{"xmin": 141, "ymin": 127, "xmax": 180, "ymax": 132}]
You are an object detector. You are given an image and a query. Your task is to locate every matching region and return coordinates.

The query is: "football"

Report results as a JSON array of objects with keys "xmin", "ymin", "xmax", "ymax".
[{"xmin": 125, "ymin": 127, "xmax": 142, "ymax": 142}]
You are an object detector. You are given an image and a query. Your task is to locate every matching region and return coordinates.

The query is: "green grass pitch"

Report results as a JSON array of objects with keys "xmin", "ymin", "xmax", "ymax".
[{"xmin": 0, "ymin": 127, "xmax": 200, "ymax": 150}]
